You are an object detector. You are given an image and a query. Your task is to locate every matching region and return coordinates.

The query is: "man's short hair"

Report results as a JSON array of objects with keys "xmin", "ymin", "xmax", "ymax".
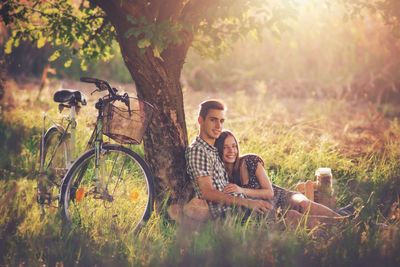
[{"xmin": 198, "ymin": 99, "xmax": 226, "ymax": 119}]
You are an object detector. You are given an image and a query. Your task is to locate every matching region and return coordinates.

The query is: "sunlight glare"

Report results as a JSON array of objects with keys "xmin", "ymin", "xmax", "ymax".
[{"xmin": 293, "ymin": 0, "xmax": 323, "ymax": 9}]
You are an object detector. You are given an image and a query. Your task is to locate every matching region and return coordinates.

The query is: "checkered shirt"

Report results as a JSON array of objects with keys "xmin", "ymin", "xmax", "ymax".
[{"xmin": 185, "ymin": 136, "xmax": 244, "ymax": 218}]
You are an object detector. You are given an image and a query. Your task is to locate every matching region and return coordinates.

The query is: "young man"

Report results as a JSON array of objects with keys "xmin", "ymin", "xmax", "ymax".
[{"xmin": 185, "ymin": 100, "xmax": 273, "ymax": 219}]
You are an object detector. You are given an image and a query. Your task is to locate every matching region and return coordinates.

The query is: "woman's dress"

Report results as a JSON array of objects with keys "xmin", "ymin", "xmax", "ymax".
[{"xmin": 240, "ymin": 154, "xmax": 296, "ymax": 211}]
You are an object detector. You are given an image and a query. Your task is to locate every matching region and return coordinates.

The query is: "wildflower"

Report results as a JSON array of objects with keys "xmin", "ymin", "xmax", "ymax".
[
  {"xmin": 75, "ymin": 188, "xmax": 85, "ymax": 202},
  {"xmin": 130, "ymin": 188, "xmax": 140, "ymax": 203}
]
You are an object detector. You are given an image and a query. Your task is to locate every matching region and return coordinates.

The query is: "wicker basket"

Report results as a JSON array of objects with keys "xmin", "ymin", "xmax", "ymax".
[{"xmin": 103, "ymin": 97, "xmax": 154, "ymax": 144}]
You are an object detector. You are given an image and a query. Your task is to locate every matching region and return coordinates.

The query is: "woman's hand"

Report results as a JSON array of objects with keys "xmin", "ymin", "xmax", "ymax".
[
  {"xmin": 246, "ymin": 199, "xmax": 273, "ymax": 214},
  {"xmin": 223, "ymin": 183, "xmax": 245, "ymax": 195}
]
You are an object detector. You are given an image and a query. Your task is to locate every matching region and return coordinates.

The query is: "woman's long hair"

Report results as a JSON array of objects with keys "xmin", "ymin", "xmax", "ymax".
[{"xmin": 215, "ymin": 130, "xmax": 241, "ymax": 185}]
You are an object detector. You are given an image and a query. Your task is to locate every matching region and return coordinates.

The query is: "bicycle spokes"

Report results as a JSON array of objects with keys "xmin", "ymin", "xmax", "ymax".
[{"xmin": 64, "ymin": 146, "xmax": 152, "ymax": 235}]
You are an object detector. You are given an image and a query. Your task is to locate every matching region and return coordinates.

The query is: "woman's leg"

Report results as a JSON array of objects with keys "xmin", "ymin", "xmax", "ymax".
[
  {"xmin": 285, "ymin": 209, "xmax": 346, "ymax": 229},
  {"xmin": 289, "ymin": 193, "xmax": 340, "ymax": 217},
  {"xmin": 285, "ymin": 210, "xmax": 327, "ymax": 229}
]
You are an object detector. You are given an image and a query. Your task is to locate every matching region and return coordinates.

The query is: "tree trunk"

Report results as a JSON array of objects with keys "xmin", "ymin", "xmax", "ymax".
[
  {"xmin": 0, "ymin": 48, "xmax": 5, "ymax": 101},
  {"xmin": 120, "ymin": 42, "xmax": 191, "ymax": 202},
  {"xmin": 0, "ymin": 25, "xmax": 7, "ymax": 101},
  {"xmin": 94, "ymin": 1, "xmax": 194, "ymax": 204}
]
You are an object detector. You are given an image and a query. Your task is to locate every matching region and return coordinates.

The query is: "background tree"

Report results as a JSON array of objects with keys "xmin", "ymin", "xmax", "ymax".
[
  {"xmin": 1, "ymin": 0, "xmax": 295, "ymax": 202},
  {"xmin": 341, "ymin": 0, "xmax": 400, "ymax": 35}
]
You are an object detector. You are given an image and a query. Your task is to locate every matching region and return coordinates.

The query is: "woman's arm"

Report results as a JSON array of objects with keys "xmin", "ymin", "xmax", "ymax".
[
  {"xmin": 223, "ymin": 162, "xmax": 274, "ymax": 200},
  {"xmin": 252, "ymin": 163, "xmax": 274, "ymax": 199},
  {"xmin": 197, "ymin": 175, "xmax": 273, "ymax": 214}
]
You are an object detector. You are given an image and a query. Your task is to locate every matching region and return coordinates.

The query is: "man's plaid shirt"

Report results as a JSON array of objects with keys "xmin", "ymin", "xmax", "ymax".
[{"xmin": 185, "ymin": 136, "xmax": 244, "ymax": 218}]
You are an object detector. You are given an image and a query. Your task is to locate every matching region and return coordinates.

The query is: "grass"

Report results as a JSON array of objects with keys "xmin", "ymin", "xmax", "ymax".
[{"xmin": 1, "ymin": 79, "xmax": 400, "ymax": 266}]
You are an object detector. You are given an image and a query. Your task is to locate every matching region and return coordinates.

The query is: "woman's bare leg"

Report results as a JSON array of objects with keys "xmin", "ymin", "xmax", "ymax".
[
  {"xmin": 285, "ymin": 209, "xmax": 346, "ymax": 229},
  {"xmin": 289, "ymin": 193, "xmax": 340, "ymax": 217}
]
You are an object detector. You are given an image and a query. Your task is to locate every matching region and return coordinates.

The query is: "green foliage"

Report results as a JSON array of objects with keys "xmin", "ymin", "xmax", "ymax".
[
  {"xmin": 2, "ymin": 0, "xmax": 115, "ymax": 69},
  {"xmin": 340, "ymin": 0, "xmax": 400, "ymax": 37},
  {"xmin": 375, "ymin": 0, "xmax": 400, "ymax": 37},
  {"xmin": 55, "ymin": 41, "xmax": 133, "ymax": 83},
  {"xmin": 1, "ymin": 0, "xmax": 299, "ymax": 66},
  {"xmin": 190, "ymin": 0, "xmax": 298, "ymax": 60},
  {"xmin": 0, "ymin": 115, "xmax": 39, "ymax": 179},
  {"xmin": 125, "ymin": 15, "xmax": 184, "ymax": 59},
  {"xmin": 2, "ymin": 0, "xmax": 400, "ymax": 86}
]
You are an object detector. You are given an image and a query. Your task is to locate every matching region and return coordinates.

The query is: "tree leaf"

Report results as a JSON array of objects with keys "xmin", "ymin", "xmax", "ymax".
[
  {"xmin": 80, "ymin": 59, "xmax": 87, "ymax": 70},
  {"xmin": 153, "ymin": 45, "xmax": 164, "ymax": 61},
  {"xmin": 14, "ymin": 38, "xmax": 20, "ymax": 48},
  {"xmin": 64, "ymin": 59, "xmax": 72, "ymax": 68},
  {"xmin": 4, "ymin": 38, "xmax": 14, "ymax": 54},
  {"xmin": 125, "ymin": 27, "xmax": 136, "ymax": 38},
  {"xmin": 37, "ymin": 35, "xmax": 47, "ymax": 48},
  {"xmin": 127, "ymin": 14, "xmax": 137, "ymax": 25},
  {"xmin": 137, "ymin": 38, "xmax": 151, "ymax": 48},
  {"xmin": 48, "ymin": 50, "xmax": 60, "ymax": 61}
]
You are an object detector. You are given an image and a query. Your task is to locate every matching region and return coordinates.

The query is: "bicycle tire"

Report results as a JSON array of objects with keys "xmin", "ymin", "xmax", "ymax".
[
  {"xmin": 38, "ymin": 126, "xmax": 69, "ymax": 208},
  {"xmin": 61, "ymin": 144, "xmax": 154, "ymax": 234}
]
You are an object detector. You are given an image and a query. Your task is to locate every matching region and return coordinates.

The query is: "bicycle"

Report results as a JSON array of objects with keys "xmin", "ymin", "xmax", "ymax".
[{"xmin": 37, "ymin": 77, "xmax": 155, "ymax": 234}]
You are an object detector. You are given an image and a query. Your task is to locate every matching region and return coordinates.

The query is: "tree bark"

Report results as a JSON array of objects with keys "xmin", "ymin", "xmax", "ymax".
[
  {"xmin": 0, "ymin": 47, "xmax": 5, "ymax": 101},
  {"xmin": 94, "ymin": 0, "xmax": 195, "ymax": 204}
]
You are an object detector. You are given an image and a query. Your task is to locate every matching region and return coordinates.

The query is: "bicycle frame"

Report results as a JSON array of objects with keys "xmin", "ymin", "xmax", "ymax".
[
  {"xmin": 67, "ymin": 100, "xmax": 111, "ymax": 199},
  {"xmin": 40, "ymin": 106, "xmax": 76, "ymax": 173},
  {"xmin": 38, "ymin": 104, "xmax": 78, "ymax": 210},
  {"xmin": 91, "ymin": 106, "xmax": 106, "ymax": 192},
  {"xmin": 40, "ymin": 99, "xmax": 105, "ymax": 168}
]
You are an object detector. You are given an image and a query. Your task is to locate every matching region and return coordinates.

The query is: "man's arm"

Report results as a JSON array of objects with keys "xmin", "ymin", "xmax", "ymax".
[{"xmin": 197, "ymin": 175, "xmax": 273, "ymax": 214}]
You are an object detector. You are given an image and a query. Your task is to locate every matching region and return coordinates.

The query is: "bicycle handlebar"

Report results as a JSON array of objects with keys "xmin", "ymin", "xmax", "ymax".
[
  {"xmin": 80, "ymin": 77, "xmax": 117, "ymax": 96},
  {"xmin": 81, "ymin": 77, "xmax": 132, "ymax": 115}
]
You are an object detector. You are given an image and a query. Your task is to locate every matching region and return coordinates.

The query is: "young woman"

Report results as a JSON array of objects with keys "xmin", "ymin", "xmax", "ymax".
[{"xmin": 214, "ymin": 130, "xmax": 342, "ymax": 219}]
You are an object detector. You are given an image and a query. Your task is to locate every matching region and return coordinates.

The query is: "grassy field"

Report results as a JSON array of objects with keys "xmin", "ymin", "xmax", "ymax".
[{"xmin": 1, "ymin": 78, "xmax": 400, "ymax": 266}]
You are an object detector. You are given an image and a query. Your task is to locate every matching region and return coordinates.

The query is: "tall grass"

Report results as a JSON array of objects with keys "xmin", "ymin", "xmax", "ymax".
[{"xmin": 1, "ymin": 81, "xmax": 400, "ymax": 266}]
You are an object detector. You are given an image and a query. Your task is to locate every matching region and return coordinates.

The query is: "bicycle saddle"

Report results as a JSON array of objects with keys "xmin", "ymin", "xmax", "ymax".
[{"xmin": 53, "ymin": 89, "xmax": 87, "ymax": 105}]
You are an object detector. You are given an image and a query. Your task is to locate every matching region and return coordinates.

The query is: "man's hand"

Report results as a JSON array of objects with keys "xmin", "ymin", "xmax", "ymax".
[
  {"xmin": 197, "ymin": 176, "xmax": 273, "ymax": 214},
  {"xmin": 223, "ymin": 183, "xmax": 244, "ymax": 195},
  {"xmin": 245, "ymin": 199, "xmax": 273, "ymax": 214}
]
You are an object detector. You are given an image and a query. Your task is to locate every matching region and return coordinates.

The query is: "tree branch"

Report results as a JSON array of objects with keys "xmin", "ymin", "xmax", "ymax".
[
  {"xmin": 81, "ymin": 16, "xmax": 109, "ymax": 50},
  {"xmin": 180, "ymin": 0, "xmax": 220, "ymax": 24},
  {"xmin": 157, "ymin": 0, "xmax": 185, "ymax": 22}
]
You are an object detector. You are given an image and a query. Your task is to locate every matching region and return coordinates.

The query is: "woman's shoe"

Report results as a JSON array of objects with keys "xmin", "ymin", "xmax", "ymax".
[{"xmin": 336, "ymin": 204, "xmax": 355, "ymax": 216}]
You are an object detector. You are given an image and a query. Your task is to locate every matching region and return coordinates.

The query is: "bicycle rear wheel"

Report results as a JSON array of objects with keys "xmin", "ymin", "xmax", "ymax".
[
  {"xmin": 38, "ymin": 126, "xmax": 69, "ymax": 209},
  {"xmin": 62, "ymin": 144, "xmax": 154, "ymax": 235}
]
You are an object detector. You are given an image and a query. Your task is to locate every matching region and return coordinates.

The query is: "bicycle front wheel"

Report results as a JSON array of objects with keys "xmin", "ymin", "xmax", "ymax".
[{"xmin": 62, "ymin": 144, "xmax": 154, "ymax": 235}]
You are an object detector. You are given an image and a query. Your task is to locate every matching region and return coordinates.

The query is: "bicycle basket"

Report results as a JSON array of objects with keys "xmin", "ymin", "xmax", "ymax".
[{"xmin": 103, "ymin": 97, "xmax": 154, "ymax": 144}]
